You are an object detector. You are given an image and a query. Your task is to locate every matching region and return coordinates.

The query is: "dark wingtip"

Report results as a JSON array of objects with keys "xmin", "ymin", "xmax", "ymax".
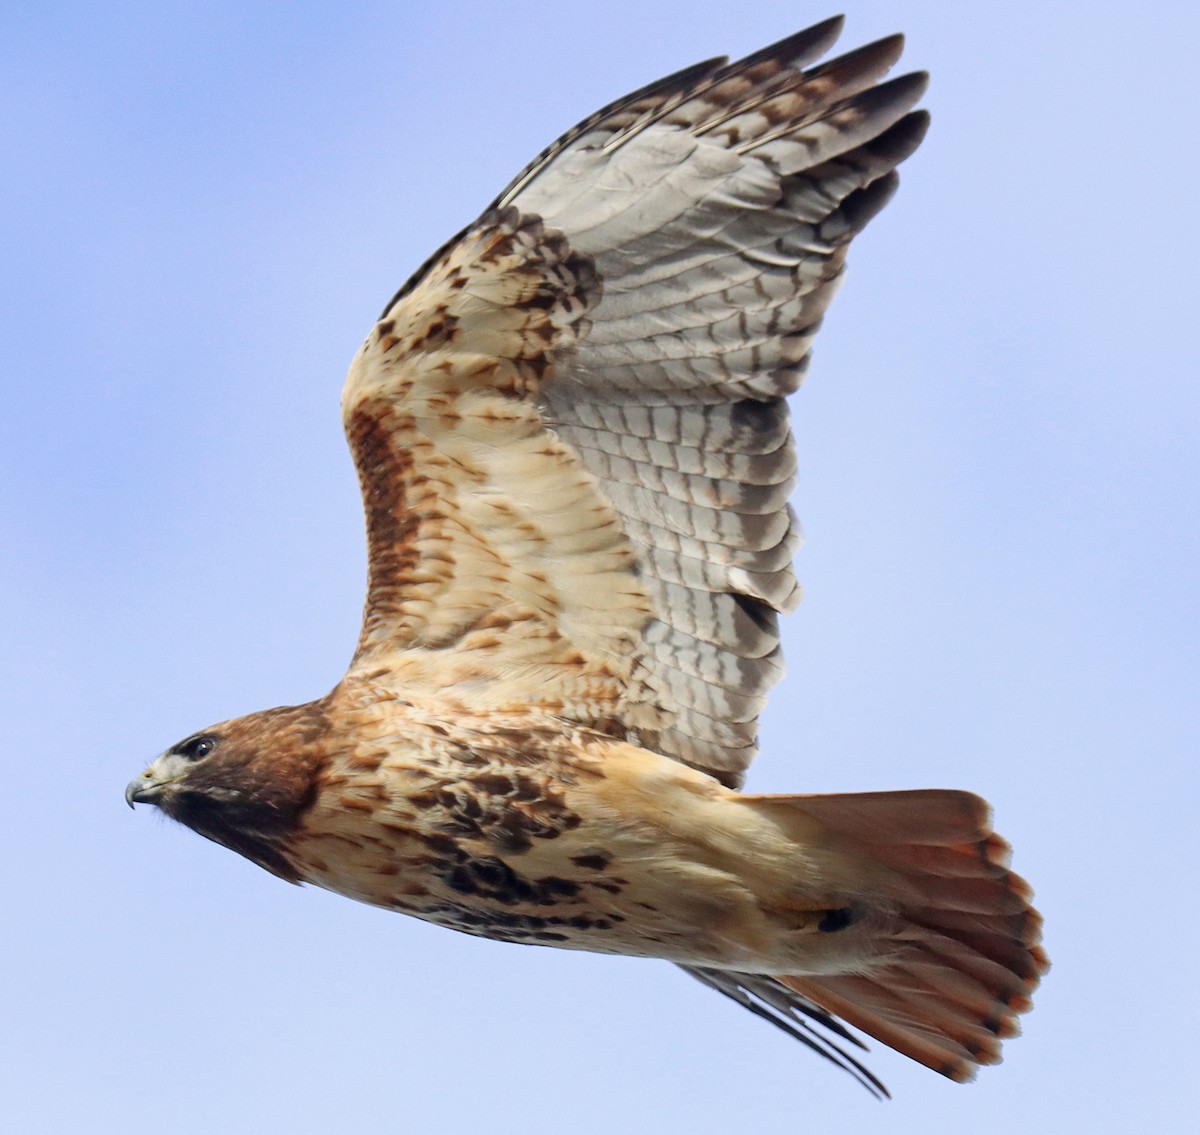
[
  {"xmin": 681, "ymin": 966, "xmax": 890, "ymax": 1100},
  {"xmin": 730, "ymin": 15, "xmax": 846, "ymax": 73}
]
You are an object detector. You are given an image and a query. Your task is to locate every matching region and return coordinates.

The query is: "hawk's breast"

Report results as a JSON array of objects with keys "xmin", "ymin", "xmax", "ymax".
[{"xmin": 282, "ymin": 708, "xmax": 773, "ymax": 964}]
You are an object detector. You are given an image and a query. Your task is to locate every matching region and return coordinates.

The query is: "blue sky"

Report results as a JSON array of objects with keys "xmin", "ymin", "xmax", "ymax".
[{"xmin": 2, "ymin": 2, "xmax": 1196, "ymax": 1131}]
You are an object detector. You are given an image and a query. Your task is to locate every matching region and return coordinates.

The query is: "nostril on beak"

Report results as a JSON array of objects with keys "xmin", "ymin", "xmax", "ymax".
[{"xmin": 126, "ymin": 769, "xmax": 156, "ymax": 809}]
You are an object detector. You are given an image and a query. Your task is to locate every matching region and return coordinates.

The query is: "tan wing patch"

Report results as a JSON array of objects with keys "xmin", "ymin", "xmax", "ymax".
[{"xmin": 343, "ymin": 208, "xmax": 652, "ymax": 720}]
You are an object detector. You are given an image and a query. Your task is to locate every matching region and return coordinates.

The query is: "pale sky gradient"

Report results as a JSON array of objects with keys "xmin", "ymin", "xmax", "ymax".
[{"xmin": 3, "ymin": 3, "xmax": 1197, "ymax": 1132}]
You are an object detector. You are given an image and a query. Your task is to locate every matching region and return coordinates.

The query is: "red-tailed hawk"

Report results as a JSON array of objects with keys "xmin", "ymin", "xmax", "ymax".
[{"xmin": 126, "ymin": 17, "xmax": 1046, "ymax": 1096}]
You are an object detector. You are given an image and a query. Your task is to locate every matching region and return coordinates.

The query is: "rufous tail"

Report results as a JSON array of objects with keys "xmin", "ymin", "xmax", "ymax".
[{"xmin": 753, "ymin": 789, "xmax": 1047, "ymax": 1082}]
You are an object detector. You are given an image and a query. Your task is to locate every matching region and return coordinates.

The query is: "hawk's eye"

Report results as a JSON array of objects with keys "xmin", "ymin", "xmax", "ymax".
[{"xmin": 177, "ymin": 735, "xmax": 218, "ymax": 761}]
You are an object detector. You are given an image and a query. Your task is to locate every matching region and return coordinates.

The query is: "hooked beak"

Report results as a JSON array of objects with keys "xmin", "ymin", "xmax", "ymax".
[
  {"xmin": 127, "ymin": 752, "xmax": 193, "ymax": 809},
  {"xmin": 126, "ymin": 768, "xmax": 172, "ymax": 808}
]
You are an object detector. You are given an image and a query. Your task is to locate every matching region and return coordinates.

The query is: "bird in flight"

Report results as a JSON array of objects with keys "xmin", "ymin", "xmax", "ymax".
[{"xmin": 127, "ymin": 15, "xmax": 1046, "ymax": 1096}]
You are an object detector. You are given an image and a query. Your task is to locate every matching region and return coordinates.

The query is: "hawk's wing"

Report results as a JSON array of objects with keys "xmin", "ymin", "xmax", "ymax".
[{"xmin": 342, "ymin": 17, "xmax": 928, "ymax": 786}]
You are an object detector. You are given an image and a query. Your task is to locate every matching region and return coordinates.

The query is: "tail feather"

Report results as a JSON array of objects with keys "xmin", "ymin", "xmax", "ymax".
[
  {"xmin": 913, "ymin": 916, "xmax": 1045, "ymax": 985},
  {"xmin": 892, "ymin": 872, "xmax": 1030, "ymax": 915},
  {"xmin": 773, "ymin": 787, "xmax": 993, "ymax": 844},
  {"xmin": 885, "ymin": 945, "xmax": 1022, "ymax": 1031},
  {"xmin": 745, "ymin": 788, "xmax": 1047, "ymax": 1083},
  {"xmin": 781, "ymin": 972, "xmax": 996, "ymax": 1082},
  {"xmin": 867, "ymin": 838, "xmax": 1012, "ymax": 879}
]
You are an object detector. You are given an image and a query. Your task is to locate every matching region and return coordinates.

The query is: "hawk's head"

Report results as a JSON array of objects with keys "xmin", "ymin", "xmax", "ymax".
[{"xmin": 126, "ymin": 701, "xmax": 331, "ymax": 881}]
